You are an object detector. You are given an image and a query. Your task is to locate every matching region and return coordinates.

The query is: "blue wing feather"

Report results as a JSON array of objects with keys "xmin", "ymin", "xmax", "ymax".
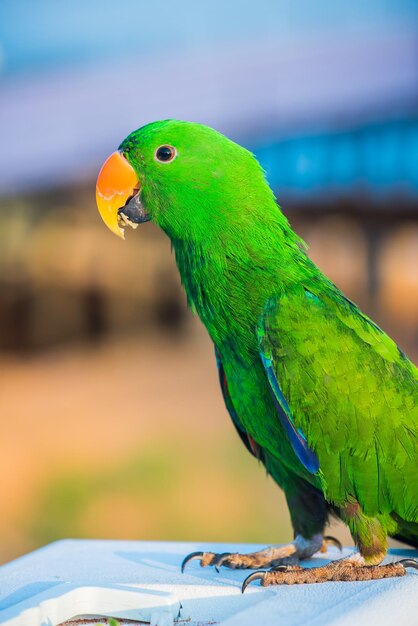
[{"xmin": 260, "ymin": 351, "xmax": 320, "ymax": 474}]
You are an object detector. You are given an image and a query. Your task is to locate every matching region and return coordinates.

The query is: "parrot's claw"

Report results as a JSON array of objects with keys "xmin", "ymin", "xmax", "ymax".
[
  {"xmin": 241, "ymin": 558, "xmax": 418, "ymax": 590},
  {"xmin": 322, "ymin": 535, "xmax": 343, "ymax": 553},
  {"xmin": 398, "ymin": 558, "xmax": 418, "ymax": 571},
  {"xmin": 270, "ymin": 563, "xmax": 302, "ymax": 571},
  {"xmin": 213, "ymin": 552, "xmax": 234, "ymax": 572},
  {"xmin": 181, "ymin": 551, "xmax": 205, "ymax": 573},
  {"xmin": 241, "ymin": 570, "xmax": 268, "ymax": 593}
]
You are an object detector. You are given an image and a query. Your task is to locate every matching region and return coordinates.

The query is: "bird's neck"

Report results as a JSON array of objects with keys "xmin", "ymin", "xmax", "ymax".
[{"xmin": 171, "ymin": 218, "xmax": 316, "ymax": 355}]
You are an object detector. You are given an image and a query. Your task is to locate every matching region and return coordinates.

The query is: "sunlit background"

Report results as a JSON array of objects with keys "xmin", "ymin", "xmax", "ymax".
[{"xmin": 0, "ymin": 0, "xmax": 417, "ymax": 563}]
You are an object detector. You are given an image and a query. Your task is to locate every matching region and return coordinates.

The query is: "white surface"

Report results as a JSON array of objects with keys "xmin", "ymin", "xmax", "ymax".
[
  {"xmin": 0, "ymin": 583, "xmax": 179, "ymax": 626},
  {"xmin": 0, "ymin": 539, "xmax": 416, "ymax": 625}
]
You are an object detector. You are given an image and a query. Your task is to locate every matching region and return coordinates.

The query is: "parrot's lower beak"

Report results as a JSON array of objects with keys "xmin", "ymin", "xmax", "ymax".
[{"xmin": 96, "ymin": 151, "xmax": 149, "ymax": 239}]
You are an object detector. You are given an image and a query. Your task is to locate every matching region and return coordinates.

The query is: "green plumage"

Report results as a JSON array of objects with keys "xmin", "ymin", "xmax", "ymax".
[
  {"xmin": 120, "ymin": 119, "xmax": 418, "ymax": 556},
  {"xmin": 260, "ymin": 285, "xmax": 417, "ymax": 521}
]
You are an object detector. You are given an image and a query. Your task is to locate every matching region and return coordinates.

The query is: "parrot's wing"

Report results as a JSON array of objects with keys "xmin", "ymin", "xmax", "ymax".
[
  {"xmin": 215, "ymin": 347, "xmax": 263, "ymax": 461},
  {"xmin": 258, "ymin": 341, "xmax": 320, "ymax": 474},
  {"xmin": 258, "ymin": 283, "xmax": 418, "ymax": 521}
]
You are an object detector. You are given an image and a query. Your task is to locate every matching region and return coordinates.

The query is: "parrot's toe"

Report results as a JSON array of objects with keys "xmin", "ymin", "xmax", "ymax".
[
  {"xmin": 181, "ymin": 550, "xmax": 260, "ymax": 572},
  {"xmin": 212, "ymin": 552, "xmax": 241, "ymax": 571},
  {"xmin": 241, "ymin": 558, "xmax": 418, "ymax": 590},
  {"xmin": 182, "ymin": 544, "xmax": 302, "ymax": 573},
  {"xmin": 211, "ymin": 552, "xmax": 271, "ymax": 570},
  {"xmin": 181, "ymin": 536, "xmax": 331, "ymax": 574}
]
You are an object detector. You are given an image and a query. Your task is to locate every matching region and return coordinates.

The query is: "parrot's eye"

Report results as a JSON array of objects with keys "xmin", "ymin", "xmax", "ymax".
[{"xmin": 155, "ymin": 145, "xmax": 177, "ymax": 163}]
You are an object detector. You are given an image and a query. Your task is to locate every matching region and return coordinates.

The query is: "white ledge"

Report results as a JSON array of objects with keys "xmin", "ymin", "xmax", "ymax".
[{"xmin": 0, "ymin": 540, "xmax": 416, "ymax": 625}]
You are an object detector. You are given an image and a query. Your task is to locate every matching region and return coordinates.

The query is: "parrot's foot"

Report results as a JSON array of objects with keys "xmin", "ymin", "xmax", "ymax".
[
  {"xmin": 181, "ymin": 534, "xmax": 342, "ymax": 572},
  {"xmin": 241, "ymin": 557, "xmax": 418, "ymax": 592}
]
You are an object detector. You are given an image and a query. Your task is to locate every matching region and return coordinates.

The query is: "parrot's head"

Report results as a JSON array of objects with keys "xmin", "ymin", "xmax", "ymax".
[{"xmin": 96, "ymin": 119, "xmax": 275, "ymax": 243}]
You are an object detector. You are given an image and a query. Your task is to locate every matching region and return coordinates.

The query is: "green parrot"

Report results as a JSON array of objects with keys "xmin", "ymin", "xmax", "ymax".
[{"xmin": 96, "ymin": 120, "xmax": 418, "ymax": 588}]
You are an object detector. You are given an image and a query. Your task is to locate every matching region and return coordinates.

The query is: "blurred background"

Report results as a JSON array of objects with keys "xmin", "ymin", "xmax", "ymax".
[{"xmin": 0, "ymin": 0, "xmax": 417, "ymax": 564}]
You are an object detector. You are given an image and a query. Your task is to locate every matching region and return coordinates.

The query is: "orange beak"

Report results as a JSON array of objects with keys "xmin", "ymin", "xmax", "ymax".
[{"xmin": 96, "ymin": 151, "xmax": 139, "ymax": 238}]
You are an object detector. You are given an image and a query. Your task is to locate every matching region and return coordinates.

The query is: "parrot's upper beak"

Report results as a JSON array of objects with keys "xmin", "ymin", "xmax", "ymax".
[{"xmin": 96, "ymin": 151, "xmax": 150, "ymax": 239}]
